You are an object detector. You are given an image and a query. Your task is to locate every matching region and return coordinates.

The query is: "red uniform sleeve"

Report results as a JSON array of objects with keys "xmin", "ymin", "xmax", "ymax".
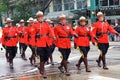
[
  {"xmin": 106, "ymin": 22, "xmax": 118, "ymax": 34},
  {"xmin": 91, "ymin": 23, "xmax": 98, "ymax": 43}
]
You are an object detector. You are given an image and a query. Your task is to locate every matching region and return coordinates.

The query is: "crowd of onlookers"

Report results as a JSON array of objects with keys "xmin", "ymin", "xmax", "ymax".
[{"xmin": 109, "ymin": 22, "xmax": 120, "ymax": 42}]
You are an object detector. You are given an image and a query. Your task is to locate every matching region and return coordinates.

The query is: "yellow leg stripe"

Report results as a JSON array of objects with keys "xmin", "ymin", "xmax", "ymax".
[{"xmin": 78, "ymin": 47, "xmax": 84, "ymax": 58}]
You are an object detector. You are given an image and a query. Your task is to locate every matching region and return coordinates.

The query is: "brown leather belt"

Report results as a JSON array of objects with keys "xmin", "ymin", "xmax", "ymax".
[{"xmin": 59, "ymin": 36, "xmax": 70, "ymax": 38}]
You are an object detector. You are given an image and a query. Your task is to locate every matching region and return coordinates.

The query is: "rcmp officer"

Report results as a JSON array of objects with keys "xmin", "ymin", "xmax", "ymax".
[
  {"xmin": 27, "ymin": 17, "xmax": 36, "ymax": 65},
  {"xmin": 46, "ymin": 19, "xmax": 55, "ymax": 65},
  {"xmin": 2, "ymin": 18, "xmax": 18, "ymax": 69},
  {"xmin": 34, "ymin": 11, "xmax": 56, "ymax": 78},
  {"xmin": 92, "ymin": 12, "xmax": 118, "ymax": 70},
  {"xmin": 1, "ymin": 25, "xmax": 9, "ymax": 62},
  {"xmin": 75, "ymin": 16, "xmax": 96, "ymax": 72},
  {"xmin": 54, "ymin": 14, "xmax": 78, "ymax": 76},
  {"xmin": 18, "ymin": 19, "xmax": 28, "ymax": 60}
]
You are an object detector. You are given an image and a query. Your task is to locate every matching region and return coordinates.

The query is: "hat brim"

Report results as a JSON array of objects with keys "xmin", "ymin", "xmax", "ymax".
[
  {"xmin": 97, "ymin": 14, "xmax": 104, "ymax": 17},
  {"xmin": 19, "ymin": 21, "xmax": 25, "ymax": 23},
  {"xmin": 59, "ymin": 17, "xmax": 66, "ymax": 20},
  {"xmin": 36, "ymin": 15, "xmax": 44, "ymax": 18},
  {"xmin": 79, "ymin": 19, "xmax": 87, "ymax": 22}
]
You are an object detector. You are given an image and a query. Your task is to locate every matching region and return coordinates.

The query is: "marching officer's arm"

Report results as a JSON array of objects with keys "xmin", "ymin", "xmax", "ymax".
[
  {"xmin": 91, "ymin": 24, "xmax": 98, "ymax": 44},
  {"xmin": 70, "ymin": 26, "xmax": 78, "ymax": 38},
  {"xmin": 107, "ymin": 22, "xmax": 118, "ymax": 35},
  {"xmin": 48, "ymin": 23, "xmax": 56, "ymax": 40}
]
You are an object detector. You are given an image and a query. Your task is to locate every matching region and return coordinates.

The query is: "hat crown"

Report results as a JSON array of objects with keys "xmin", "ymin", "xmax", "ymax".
[
  {"xmin": 97, "ymin": 12, "xmax": 103, "ymax": 16},
  {"xmin": 20, "ymin": 19, "xmax": 24, "ymax": 22},
  {"xmin": 6, "ymin": 18, "xmax": 13, "ymax": 22},
  {"xmin": 59, "ymin": 14, "xmax": 66, "ymax": 18},
  {"xmin": 79, "ymin": 16, "xmax": 86, "ymax": 20},
  {"xmin": 46, "ymin": 19, "xmax": 51, "ymax": 22},
  {"xmin": 29, "ymin": 17, "xmax": 34, "ymax": 21},
  {"xmin": 36, "ymin": 11, "xmax": 43, "ymax": 16}
]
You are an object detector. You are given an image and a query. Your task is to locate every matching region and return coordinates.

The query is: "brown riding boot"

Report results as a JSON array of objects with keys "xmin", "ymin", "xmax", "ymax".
[
  {"xmin": 83, "ymin": 57, "xmax": 91, "ymax": 72},
  {"xmin": 21, "ymin": 52, "xmax": 27, "ymax": 60},
  {"xmin": 40, "ymin": 62, "xmax": 47, "ymax": 78},
  {"xmin": 102, "ymin": 56, "xmax": 109, "ymax": 70},
  {"xmin": 96, "ymin": 55, "xmax": 101, "ymax": 67},
  {"xmin": 63, "ymin": 60, "xmax": 70, "ymax": 76},
  {"xmin": 9, "ymin": 59, "xmax": 14, "ymax": 69},
  {"xmin": 58, "ymin": 61, "xmax": 64, "ymax": 73},
  {"xmin": 76, "ymin": 57, "xmax": 83, "ymax": 70}
]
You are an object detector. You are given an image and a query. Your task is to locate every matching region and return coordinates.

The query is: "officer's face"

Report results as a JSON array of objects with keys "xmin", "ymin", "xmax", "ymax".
[
  {"xmin": 20, "ymin": 22, "xmax": 25, "ymax": 27},
  {"xmin": 80, "ymin": 20, "xmax": 86, "ymax": 26},
  {"xmin": 98, "ymin": 15, "xmax": 104, "ymax": 22},
  {"xmin": 37, "ymin": 16, "xmax": 44, "ymax": 22},
  {"xmin": 60, "ymin": 18, "xmax": 66, "ymax": 24},
  {"xmin": 7, "ymin": 22, "xmax": 12, "ymax": 27}
]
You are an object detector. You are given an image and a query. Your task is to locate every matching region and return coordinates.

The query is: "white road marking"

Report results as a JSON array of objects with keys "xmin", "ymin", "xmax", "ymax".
[{"xmin": 89, "ymin": 76, "xmax": 120, "ymax": 80}]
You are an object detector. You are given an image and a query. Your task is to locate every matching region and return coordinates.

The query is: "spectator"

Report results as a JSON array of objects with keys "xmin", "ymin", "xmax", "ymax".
[
  {"xmin": 114, "ymin": 22, "xmax": 120, "ymax": 41},
  {"xmin": 109, "ymin": 24, "xmax": 115, "ymax": 41}
]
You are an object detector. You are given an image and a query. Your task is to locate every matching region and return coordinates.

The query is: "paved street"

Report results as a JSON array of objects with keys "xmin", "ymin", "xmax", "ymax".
[{"xmin": 0, "ymin": 42, "xmax": 120, "ymax": 80}]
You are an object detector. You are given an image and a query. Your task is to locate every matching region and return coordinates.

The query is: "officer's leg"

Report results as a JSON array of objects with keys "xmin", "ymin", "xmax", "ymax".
[
  {"xmin": 76, "ymin": 46, "xmax": 83, "ymax": 70},
  {"xmin": 82, "ymin": 47, "xmax": 91, "ymax": 72},
  {"xmin": 29, "ymin": 45, "xmax": 36, "ymax": 65},
  {"xmin": 19, "ymin": 43, "xmax": 22, "ymax": 54},
  {"xmin": 7, "ymin": 47, "xmax": 14, "ymax": 69},
  {"xmin": 37, "ymin": 48, "xmax": 47, "ymax": 78},
  {"xmin": 49, "ymin": 44, "xmax": 55, "ymax": 65},
  {"xmin": 22, "ymin": 44, "xmax": 28, "ymax": 60},
  {"xmin": 97, "ymin": 43, "xmax": 103, "ymax": 67},
  {"xmin": 101, "ymin": 43, "xmax": 109, "ymax": 70},
  {"xmin": 63, "ymin": 49, "xmax": 71, "ymax": 76},
  {"xmin": 58, "ymin": 48, "xmax": 65, "ymax": 73},
  {"xmin": 21, "ymin": 43, "xmax": 26, "ymax": 60}
]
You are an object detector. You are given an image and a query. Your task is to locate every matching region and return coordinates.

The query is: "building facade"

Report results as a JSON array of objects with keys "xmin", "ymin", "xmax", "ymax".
[{"xmin": 99, "ymin": 0, "xmax": 120, "ymax": 25}]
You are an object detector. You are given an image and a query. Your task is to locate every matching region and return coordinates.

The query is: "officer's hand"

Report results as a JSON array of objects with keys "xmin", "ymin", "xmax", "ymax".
[
  {"xmin": 74, "ymin": 34, "xmax": 78, "ymax": 38},
  {"xmin": 116, "ymin": 33, "xmax": 119, "ymax": 36},
  {"xmin": 92, "ymin": 42, "xmax": 95, "ymax": 46},
  {"xmin": 94, "ymin": 36, "xmax": 98, "ymax": 41},
  {"xmin": 53, "ymin": 37, "xmax": 57, "ymax": 41}
]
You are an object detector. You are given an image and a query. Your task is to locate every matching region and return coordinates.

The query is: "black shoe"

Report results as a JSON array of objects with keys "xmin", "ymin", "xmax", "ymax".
[
  {"xmin": 29, "ymin": 58, "xmax": 33, "ymax": 65},
  {"xmin": 23, "ymin": 57, "xmax": 27, "ymax": 61},
  {"xmin": 96, "ymin": 60, "xmax": 101, "ymax": 67},
  {"xmin": 10, "ymin": 64, "xmax": 14, "ymax": 69},
  {"xmin": 76, "ymin": 64, "xmax": 81, "ymax": 70},
  {"xmin": 58, "ymin": 66, "xmax": 64, "ymax": 73},
  {"xmin": 103, "ymin": 66, "xmax": 109, "ymax": 70},
  {"xmin": 65, "ymin": 72, "xmax": 70, "ymax": 76}
]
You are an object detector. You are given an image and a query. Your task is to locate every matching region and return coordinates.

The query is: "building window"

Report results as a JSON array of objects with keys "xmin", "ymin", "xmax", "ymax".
[
  {"xmin": 53, "ymin": 0, "xmax": 62, "ymax": 11},
  {"xmin": 109, "ymin": 0, "xmax": 119, "ymax": 5},
  {"xmin": 100, "ymin": 0, "xmax": 108, "ymax": 6},
  {"xmin": 76, "ymin": 0, "xmax": 87, "ymax": 9},
  {"xmin": 64, "ymin": 0, "xmax": 74, "ymax": 10}
]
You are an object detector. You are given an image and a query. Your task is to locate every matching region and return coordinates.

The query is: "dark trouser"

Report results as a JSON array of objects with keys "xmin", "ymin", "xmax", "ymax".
[
  {"xmin": 49, "ymin": 44, "xmax": 55, "ymax": 54},
  {"xmin": 6, "ymin": 46, "xmax": 17, "ymax": 64},
  {"xmin": 20, "ymin": 43, "xmax": 27, "ymax": 58},
  {"xmin": 48, "ymin": 44, "xmax": 55, "ymax": 64},
  {"xmin": 58, "ymin": 48, "xmax": 71, "ymax": 73},
  {"xmin": 37, "ymin": 46, "xmax": 50, "ymax": 75},
  {"xmin": 29, "ymin": 45, "xmax": 36, "ymax": 65},
  {"xmin": 37, "ymin": 46, "xmax": 50, "ymax": 62},
  {"xmin": 97, "ymin": 43, "xmax": 109, "ymax": 69},
  {"xmin": 77, "ymin": 46, "xmax": 91, "ymax": 72},
  {"xmin": 2, "ymin": 45, "xmax": 9, "ymax": 61},
  {"xmin": 19, "ymin": 43, "xmax": 22, "ymax": 54},
  {"xmin": 79, "ymin": 46, "xmax": 90, "ymax": 57},
  {"xmin": 20, "ymin": 43, "xmax": 27, "ymax": 52},
  {"xmin": 98, "ymin": 43, "xmax": 109, "ymax": 56}
]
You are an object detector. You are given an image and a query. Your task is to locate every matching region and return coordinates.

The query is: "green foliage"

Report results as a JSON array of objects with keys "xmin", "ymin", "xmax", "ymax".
[
  {"xmin": 0, "ymin": 0, "xmax": 9, "ymax": 12},
  {"xmin": 12, "ymin": 0, "xmax": 34, "ymax": 24}
]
